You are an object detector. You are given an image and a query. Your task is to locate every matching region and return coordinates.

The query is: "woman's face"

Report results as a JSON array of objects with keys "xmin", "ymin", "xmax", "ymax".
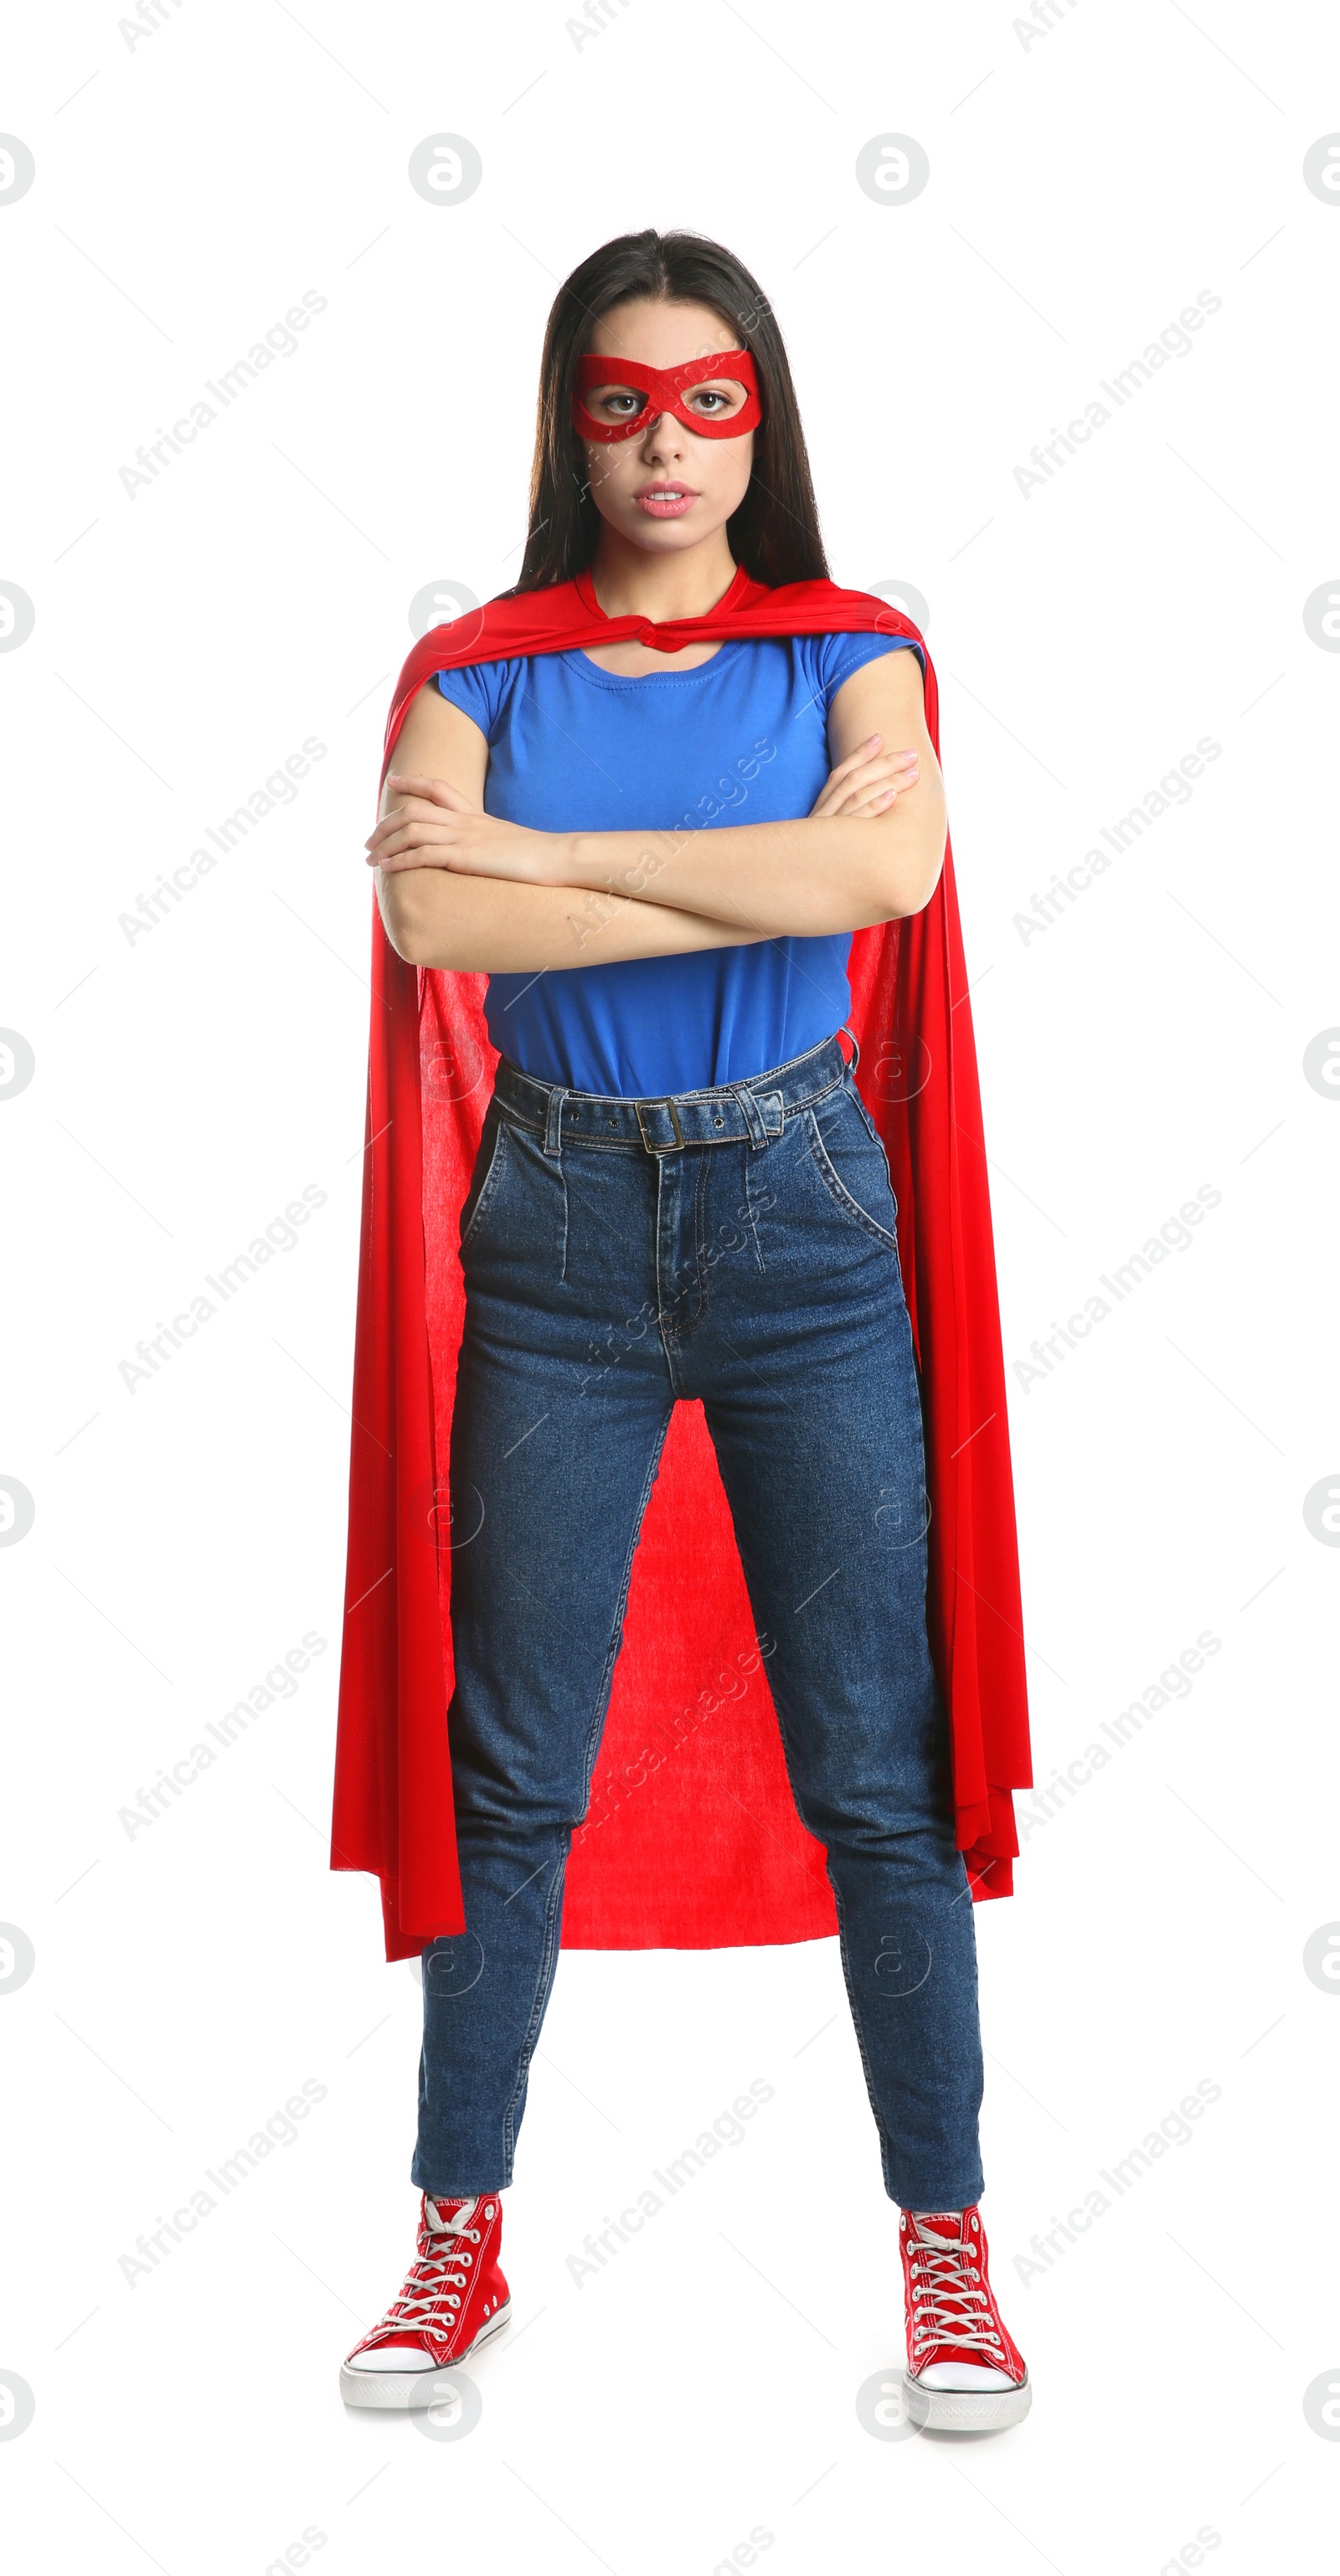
[{"xmin": 576, "ymin": 297, "xmax": 755, "ymax": 556}]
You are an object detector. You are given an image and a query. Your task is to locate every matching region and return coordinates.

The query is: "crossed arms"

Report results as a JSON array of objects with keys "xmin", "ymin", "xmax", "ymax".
[{"xmin": 370, "ymin": 646, "xmax": 947, "ymax": 976}]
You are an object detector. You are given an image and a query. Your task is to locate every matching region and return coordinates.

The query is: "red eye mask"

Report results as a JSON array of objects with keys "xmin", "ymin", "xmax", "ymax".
[{"xmin": 570, "ymin": 348, "xmax": 762, "ymax": 442}]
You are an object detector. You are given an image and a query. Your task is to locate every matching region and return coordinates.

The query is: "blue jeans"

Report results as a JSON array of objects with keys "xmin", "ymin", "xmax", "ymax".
[{"xmin": 413, "ymin": 1034, "xmax": 985, "ymax": 2212}]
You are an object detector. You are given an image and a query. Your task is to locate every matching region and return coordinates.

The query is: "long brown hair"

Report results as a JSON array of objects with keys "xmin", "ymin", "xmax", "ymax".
[{"xmin": 508, "ymin": 229, "xmax": 829, "ymax": 594}]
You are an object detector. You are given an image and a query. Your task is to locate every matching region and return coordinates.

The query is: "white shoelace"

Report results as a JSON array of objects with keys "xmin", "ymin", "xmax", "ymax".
[
  {"xmin": 907, "ymin": 2218, "xmax": 1004, "ymax": 2358},
  {"xmin": 370, "ymin": 2202, "xmax": 481, "ymax": 2342}
]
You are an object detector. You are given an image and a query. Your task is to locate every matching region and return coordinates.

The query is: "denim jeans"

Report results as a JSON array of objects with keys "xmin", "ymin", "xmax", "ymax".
[{"xmin": 413, "ymin": 1033, "xmax": 985, "ymax": 2213}]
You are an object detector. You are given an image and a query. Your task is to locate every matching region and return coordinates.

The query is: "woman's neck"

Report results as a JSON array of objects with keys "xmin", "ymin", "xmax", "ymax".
[{"xmin": 585, "ymin": 528, "xmax": 740, "ymax": 626}]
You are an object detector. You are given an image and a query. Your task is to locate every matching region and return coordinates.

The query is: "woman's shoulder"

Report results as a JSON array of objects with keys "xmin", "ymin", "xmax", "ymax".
[
  {"xmin": 433, "ymin": 655, "xmax": 528, "ymax": 738},
  {"xmin": 765, "ymin": 626, "xmax": 925, "ymax": 703}
]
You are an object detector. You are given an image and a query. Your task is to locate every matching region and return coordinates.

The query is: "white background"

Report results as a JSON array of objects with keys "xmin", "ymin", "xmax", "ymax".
[{"xmin": 3, "ymin": 2, "xmax": 1338, "ymax": 2568}]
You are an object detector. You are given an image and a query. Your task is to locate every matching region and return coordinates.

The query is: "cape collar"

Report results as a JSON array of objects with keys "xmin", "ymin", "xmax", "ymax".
[
  {"xmin": 382, "ymin": 570, "xmax": 925, "ymax": 782},
  {"xmin": 572, "ymin": 559, "xmax": 755, "ymax": 638}
]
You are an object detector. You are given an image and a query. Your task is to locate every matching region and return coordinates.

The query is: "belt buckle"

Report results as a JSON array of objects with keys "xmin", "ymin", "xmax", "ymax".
[{"xmin": 636, "ymin": 1095, "xmax": 685, "ymax": 1153}]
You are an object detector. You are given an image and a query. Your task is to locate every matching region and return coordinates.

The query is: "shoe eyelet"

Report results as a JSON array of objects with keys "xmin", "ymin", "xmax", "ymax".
[{"xmin": 485, "ymin": 2203, "xmax": 496, "ymax": 2218}]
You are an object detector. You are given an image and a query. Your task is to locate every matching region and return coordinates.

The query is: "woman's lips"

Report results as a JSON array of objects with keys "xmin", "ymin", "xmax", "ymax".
[{"xmin": 635, "ymin": 486, "xmax": 697, "ymax": 518}]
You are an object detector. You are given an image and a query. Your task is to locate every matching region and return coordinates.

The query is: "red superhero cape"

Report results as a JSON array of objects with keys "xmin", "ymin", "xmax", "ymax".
[{"xmin": 331, "ymin": 564, "xmax": 1033, "ymax": 1962}]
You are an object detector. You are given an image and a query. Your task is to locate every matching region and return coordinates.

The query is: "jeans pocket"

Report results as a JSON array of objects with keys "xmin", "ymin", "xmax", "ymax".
[
  {"xmin": 848, "ymin": 1080, "xmax": 899, "ymax": 1177},
  {"xmin": 801, "ymin": 1090, "xmax": 899, "ymax": 1249},
  {"xmin": 459, "ymin": 1110, "xmax": 511, "ymax": 1253}
]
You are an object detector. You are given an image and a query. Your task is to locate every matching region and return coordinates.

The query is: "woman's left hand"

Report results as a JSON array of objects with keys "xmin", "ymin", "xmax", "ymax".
[{"xmin": 367, "ymin": 772, "xmax": 564, "ymax": 884}]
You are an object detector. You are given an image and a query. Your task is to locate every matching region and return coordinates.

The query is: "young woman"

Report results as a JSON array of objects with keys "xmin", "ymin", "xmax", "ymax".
[{"xmin": 333, "ymin": 229, "xmax": 1033, "ymax": 2430}]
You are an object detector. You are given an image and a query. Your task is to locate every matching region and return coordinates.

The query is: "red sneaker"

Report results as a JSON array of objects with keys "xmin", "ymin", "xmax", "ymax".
[
  {"xmin": 899, "ymin": 2206, "xmax": 1031, "ymax": 2429},
  {"xmin": 340, "ymin": 2192, "xmax": 511, "ymax": 2409}
]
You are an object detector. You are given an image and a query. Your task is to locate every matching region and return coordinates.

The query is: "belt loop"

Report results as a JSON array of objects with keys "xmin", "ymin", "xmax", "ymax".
[
  {"xmin": 733, "ymin": 1084, "xmax": 770, "ymax": 1151},
  {"xmin": 543, "ymin": 1084, "xmax": 567, "ymax": 1158},
  {"xmin": 840, "ymin": 1023, "xmax": 861, "ymax": 1074}
]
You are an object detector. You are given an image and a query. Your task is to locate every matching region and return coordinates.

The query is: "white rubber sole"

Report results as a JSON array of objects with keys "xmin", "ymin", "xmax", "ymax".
[
  {"xmin": 902, "ymin": 2367, "xmax": 1031, "ymax": 2432},
  {"xmin": 340, "ymin": 2301, "xmax": 512, "ymax": 2409}
]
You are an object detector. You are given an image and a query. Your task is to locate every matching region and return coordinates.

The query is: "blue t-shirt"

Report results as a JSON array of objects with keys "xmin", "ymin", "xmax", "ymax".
[{"xmin": 436, "ymin": 631, "xmax": 920, "ymax": 1096}]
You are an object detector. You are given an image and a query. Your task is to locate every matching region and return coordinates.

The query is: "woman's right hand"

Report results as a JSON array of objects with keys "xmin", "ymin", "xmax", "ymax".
[{"xmin": 810, "ymin": 732, "xmax": 919, "ymax": 819}]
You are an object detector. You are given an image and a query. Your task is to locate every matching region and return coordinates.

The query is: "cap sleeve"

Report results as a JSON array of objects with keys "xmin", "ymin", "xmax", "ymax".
[
  {"xmin": 812, "ymin": 628, "xmax": 926, "ymax": 706},
  {"xmin": 434, "ymin": 657, "xmax": 513, "ymax": 742}
]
